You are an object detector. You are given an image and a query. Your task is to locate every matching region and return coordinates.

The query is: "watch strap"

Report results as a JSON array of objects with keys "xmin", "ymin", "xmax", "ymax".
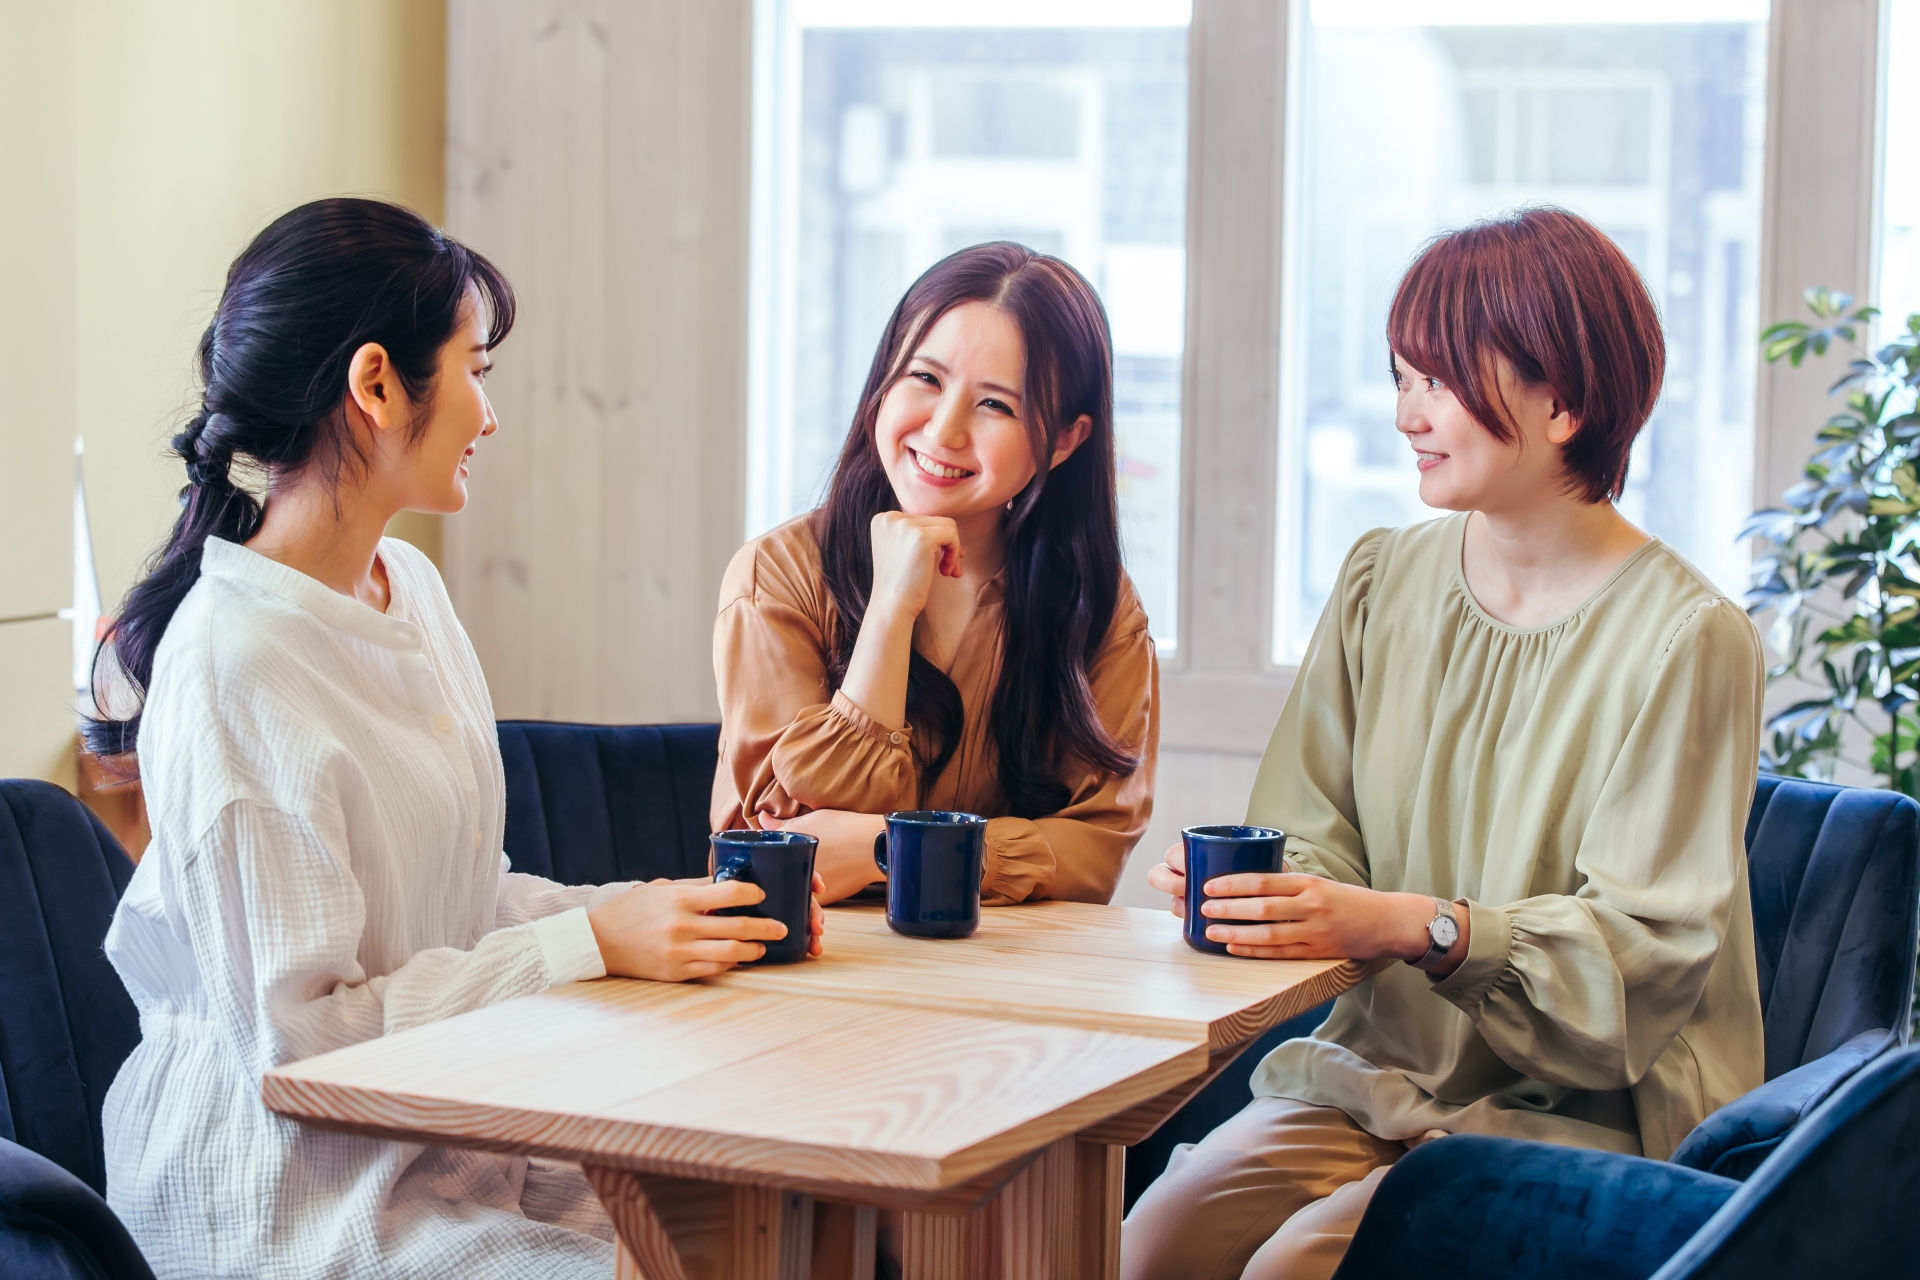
[{"xmin": 1410, "ymin": 896, "xmax": 1458, "ymax": 971}]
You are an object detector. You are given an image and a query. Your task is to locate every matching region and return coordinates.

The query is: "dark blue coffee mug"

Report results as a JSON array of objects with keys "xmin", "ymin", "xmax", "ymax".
[
  {"xmin": 709, "ymin": 830, "xmax": 817, "ymax": 964},
  {"xmin": 872, "ymin": 810, "xmax": 987, "ymax": 939},
  {"xmin": 1182, "ymin": 824, "xmax": 1287, "ymax": 956}
]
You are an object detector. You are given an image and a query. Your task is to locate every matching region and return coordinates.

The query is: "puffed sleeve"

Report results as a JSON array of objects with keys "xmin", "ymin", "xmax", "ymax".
[
  {"xmin": 1246, "ymin": 528, "xmax": 1386, "ymax": 885},
  {"xmin": 1427, "ymin": 599, "xmax": 1763, "ymax": 1093},
  {"xmin": 163, "ymin": 800, "xmax": 606, "ymax": 1079},
  {"xmin": 712, "ymin": 535, "xmax": 919, "ymax": 830},
  {"xmin": 982, "ymin": 599, "xmax": 1160, "ymax": 905}
]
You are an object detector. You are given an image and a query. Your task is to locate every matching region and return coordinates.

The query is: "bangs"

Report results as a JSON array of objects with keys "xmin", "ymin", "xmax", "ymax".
[
  {"xmin": 1386, "ymin": 231, "xmax": 1529, "ymax": 445},
  {"xmin": 1382, "ymin": 209, "xmax": 1665, "ymax": 503}
]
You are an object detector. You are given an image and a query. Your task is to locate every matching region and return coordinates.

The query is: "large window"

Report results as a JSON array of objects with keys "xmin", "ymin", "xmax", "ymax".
[
  {"xmin": 1884, "ymin": 0, "xmax": 1920, "ymax": 334},
  {"xmin": 749, "ymin": 0, "xmax": 1192, "ymax": 645},
  {"xmin": 1272, "ymin": 0, "xmax": 1770, "ymax": 660}
]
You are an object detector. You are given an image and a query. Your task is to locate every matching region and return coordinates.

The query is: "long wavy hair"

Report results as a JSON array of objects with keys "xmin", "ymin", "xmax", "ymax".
[
  {"xmin": 812, "ymin": 242, "xmax": 1138, "ymax": 817},
  {"xmin": 84, "ymin": 198, "xmax": 514, "ymax": 755}
]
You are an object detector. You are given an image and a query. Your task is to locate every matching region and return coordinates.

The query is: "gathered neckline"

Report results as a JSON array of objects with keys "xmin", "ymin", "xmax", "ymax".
[{"xmin": 1447, "ymin": 514, "xmax": 1665, "ymax": 638}]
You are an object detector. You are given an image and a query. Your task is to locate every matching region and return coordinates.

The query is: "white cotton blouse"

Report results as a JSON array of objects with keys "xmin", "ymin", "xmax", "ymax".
[{"xmin": 104, "ymin": 537, "xmax": 622, "ymax": 1280}]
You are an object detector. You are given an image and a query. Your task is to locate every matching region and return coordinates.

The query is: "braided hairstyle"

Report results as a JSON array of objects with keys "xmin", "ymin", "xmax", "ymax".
[{"xmin": 84, "ymin": 198, "xmax": 514, "ymax": 755}]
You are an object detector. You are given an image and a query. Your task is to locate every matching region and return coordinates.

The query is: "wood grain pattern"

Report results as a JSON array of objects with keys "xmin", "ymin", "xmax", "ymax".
[
  {"xmin": 446, "ymin": 0, "xmax": 752, "ymax": 724},
  {"xmin": 1078, "ymin": 1037, "xmax": 1259, "ymax": 1147},
  {"xmin": 264, "ymin": 978, "xmax": 1207, "ymax": 1193},
  {"xmin": 587, "ymin": 1167, "xmax": 799, "ymax": 1280},
  {"xmin": 712, "ymin": 902, "xmax": 1369, "ymax": 1049},
  {"xmin": 260, "ymin": 901, "xmax": 1376, "ymax": 1276},
  {"xmin": 886, "ymin": 1137, "xmax": 1076, "ymax": 1279},
  {"xmin": 811, "ymin": 1202, "xmax": 877, "ymax": 1280},
  {"xmin": 1073, "ymin": 1141, "xmax": 1124, "ymax": 1280}
]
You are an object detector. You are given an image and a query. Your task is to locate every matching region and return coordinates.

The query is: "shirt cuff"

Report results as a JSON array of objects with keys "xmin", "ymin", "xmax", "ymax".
[
  {"xmin": 981, "ymin": 816, "xmax": 1055, "ymax": 905},
  {"xmin": 1428, "ymin": 898, "xmax": 1512, "ymax": 1008},
  {"xmin": 829, "ymin": 689, "xmax": 913, "ymax": 751},
  {"xmin": 531, "ymin": 907, "xmax": 607, "ymax": 985}
]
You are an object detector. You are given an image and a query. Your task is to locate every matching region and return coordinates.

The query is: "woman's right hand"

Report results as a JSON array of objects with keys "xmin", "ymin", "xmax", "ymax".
[
  {"xmin": 1145, "ymin": 841, "xmax": 1187, "ymax": 916},
  {"xmin": 867, "ymin": 511, "xmax": 964, "ymax": 622},
  {"xmin": 586, "ymin": 880, "xmax": 789, "ymax": 982}
]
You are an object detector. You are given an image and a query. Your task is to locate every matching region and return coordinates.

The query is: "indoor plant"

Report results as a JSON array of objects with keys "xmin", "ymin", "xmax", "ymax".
[{"xmin": 1743, "ymin": 289, "xmax": 1920, "ymax": 794}]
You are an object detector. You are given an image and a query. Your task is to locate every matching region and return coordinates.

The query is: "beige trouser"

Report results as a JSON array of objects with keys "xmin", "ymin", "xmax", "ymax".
[{"xmin": 1120, "ymin": 1096, "xmax": 1410, "ymax": 1280}]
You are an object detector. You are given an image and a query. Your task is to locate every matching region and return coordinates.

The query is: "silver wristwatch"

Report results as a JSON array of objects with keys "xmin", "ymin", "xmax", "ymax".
[{"xmin": 1409, "ymin": 896, "xmax": 1460, "ymax": 971}]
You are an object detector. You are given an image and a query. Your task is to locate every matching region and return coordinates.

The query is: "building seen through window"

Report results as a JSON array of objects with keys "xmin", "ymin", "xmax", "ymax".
[
  {"xmin": 1275, "ymin": 0, "xmax": 1770, "ymax": 660},
  {"xmin": 750, "ymin": 0, "xmax": 1192, "ymax": 647},
  {"xmin": 1883, "ymin": 0, "xmax": 1919, "ymax": 340}
]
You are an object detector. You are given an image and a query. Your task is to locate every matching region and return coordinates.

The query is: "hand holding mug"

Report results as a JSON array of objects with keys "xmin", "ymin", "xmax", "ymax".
[
  {"xmin": 1145, "ymin": 841, "xmax": 1188, "ymax": 915},
  {"xmin": 1194, "ymin": 874, "xmax": 1461, "ymax": 968},
  {"xmin": 586, "ymin": 880, "xmax": 789, "ymax": 982}
]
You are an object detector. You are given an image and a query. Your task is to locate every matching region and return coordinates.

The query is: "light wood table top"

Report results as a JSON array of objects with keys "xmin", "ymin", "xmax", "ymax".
[
  {"xmin": 710, "ymin": 900, "xmax": 1370, "ymax": 1051},
  {"xmin": 263, "ymin": 900, "xmax": 1370, "ymax": 1280},
  {"xmin": 263, "ymin": 976, "xmax": 1205, "ymax": 1195}
]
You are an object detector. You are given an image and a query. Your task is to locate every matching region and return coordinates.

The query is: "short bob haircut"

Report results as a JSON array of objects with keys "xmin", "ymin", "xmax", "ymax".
[{"xmin": 1386, "ymin": 207, "xmax": 1665, "ymax": 504}]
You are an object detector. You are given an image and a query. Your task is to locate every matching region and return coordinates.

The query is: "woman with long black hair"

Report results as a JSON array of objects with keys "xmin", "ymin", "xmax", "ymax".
[
  {"xmin": 712, "ymin": 241, "xmax": 1159, "ymax": 905},
  {"xmin": 97, "ymin": 198, "xmax": 808, "ymax": 1279}
]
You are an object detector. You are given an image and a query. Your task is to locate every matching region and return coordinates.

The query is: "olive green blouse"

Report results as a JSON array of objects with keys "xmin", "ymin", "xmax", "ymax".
[{"xmin": 1249, "ymin": 514, "xmax": 1766, "ymax": 1160}]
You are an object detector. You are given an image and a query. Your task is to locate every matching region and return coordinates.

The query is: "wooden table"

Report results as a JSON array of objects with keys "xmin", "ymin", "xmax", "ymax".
[{"xmin": 264, "ymin": 901, "xmax": 1370, "ymax": 1279}]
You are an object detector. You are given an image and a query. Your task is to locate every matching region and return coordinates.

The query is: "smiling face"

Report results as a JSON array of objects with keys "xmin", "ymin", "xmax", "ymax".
[
  {"xmin": 1393, "ymin": 350, "xmax": 1574, "ymax": 514},
  {"xmin": 874, "ymin": 302, "xmax": 1046, "ymax": 523},
  {"xmin": 392, "ymin": 295, "xmax": 497, "ymax": 514}
]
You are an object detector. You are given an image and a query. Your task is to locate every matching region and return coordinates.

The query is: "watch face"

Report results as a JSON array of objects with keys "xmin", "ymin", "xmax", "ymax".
[{"xmin": 1431, "ymin": 913, "xmax": 1459, "ymax": 951}]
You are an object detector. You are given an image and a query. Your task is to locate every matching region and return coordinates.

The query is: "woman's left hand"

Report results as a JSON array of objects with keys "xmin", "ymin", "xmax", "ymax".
[
  {"xmin": 760, "ymin": 809, "xmax": 888, "ymax": 904},
  {"xmin": 1193, "ymin": 872, "xmax": 1466, "ymax": 972}
]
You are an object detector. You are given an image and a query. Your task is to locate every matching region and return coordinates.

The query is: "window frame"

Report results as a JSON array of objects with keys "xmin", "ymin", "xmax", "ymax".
[{"xmin": 1164, "ymin": 0, "xmax": 1891, "ymax": 755}]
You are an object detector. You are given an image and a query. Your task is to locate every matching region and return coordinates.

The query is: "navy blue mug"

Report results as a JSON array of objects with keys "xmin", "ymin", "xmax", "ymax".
[
  {"xmin": 709, "ymin": 830, "xmax": 817, "ymax": 964},
  {"xmin": 872, "ymin": 810, "xmax": 987, "ymax": 939},
  {"xmin": 1182, "ymin": 824, "xmax": 1287, "ymax": 956}
]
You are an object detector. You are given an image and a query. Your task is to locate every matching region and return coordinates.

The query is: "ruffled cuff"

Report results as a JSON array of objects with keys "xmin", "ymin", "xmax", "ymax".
[
  {"xmin": 531, "ymin": 907, "xmax": 607, "ymax": 985},
  {"xmin": 827, "ymin": 689, "xmax": 914, "ymax": 750},
  {"xmin": 1429, "ymin": 898, "xmax": 1512, "ymax": 1008},
  {"xmin": 980, "ymin": 816, "xmax": 1056, "ymax": 905},
  {"xmin": 761, "ymin": 691, "xmax": 918, "ymax": 816}
]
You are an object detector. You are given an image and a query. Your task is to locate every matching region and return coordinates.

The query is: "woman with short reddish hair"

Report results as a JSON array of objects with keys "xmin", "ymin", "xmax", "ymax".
[{"xmin": 1125, "ymin": 208, "xmax": 1765, "ymax": 1279}]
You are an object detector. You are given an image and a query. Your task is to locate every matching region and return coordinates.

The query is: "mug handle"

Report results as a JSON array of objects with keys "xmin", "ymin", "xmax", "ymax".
[
  {"xmin": 872, "ymin": 830, "xmax": 889, "ymax": 875},
  {"xmin": 712, "ymin": 850, "xmax": 754, "ymax": 886}
]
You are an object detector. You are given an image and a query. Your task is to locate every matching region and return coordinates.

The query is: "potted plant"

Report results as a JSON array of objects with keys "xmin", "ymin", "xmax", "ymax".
[{"xmin": 1743, "ymin": 290, "xmax": 1920, "ymax": 793}]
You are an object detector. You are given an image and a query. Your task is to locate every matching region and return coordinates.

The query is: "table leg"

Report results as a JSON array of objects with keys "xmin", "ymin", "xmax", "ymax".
[
  {"xmin": 584, "ymin": 1165, "xmax": 812, "ymax": 1280},
  {"xmin": 1073, "ymin": 1141, "xmax": 1124, "ymax": 1280},
  {"xmin": 812, "ymin": 1202, "xmax": 877, "ymax": 1280},
  {"xmin": 892, "ymin": 1136, "xmax": 1076, "ymax": 1279}
]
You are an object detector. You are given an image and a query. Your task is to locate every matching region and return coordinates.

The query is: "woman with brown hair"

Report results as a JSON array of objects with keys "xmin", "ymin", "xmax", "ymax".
[
  {"xmin": 1124, "ymin": 208, "xmax": 1765, "ymax": 1279},
  {"xmin": 712, "ymin": 241, "xmax": 1159, "ymax": 905}
]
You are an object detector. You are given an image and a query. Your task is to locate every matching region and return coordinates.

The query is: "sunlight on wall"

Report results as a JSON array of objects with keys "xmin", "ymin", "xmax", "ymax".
[{"xmin": 0, "ymin": 0, "xmax": 447, "ymax": 786}]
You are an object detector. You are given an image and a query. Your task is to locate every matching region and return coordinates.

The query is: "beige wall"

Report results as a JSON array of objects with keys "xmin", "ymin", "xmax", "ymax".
[
  {"xmin": 446, "ymin": 0, "xmax": 752, "ymax": 725},
  {"xmin": 0, "ymin": 0, "xmax": 447, "ymax": 786},
  {"xmin": 0, "ymin": 2, "xmax": 82, "ymax": 787}
]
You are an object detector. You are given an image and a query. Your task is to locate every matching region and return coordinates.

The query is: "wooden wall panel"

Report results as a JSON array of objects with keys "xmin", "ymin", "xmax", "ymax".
[{"xmin": 446, "ymin": 0, "xmax": 752, "ymax": 723}]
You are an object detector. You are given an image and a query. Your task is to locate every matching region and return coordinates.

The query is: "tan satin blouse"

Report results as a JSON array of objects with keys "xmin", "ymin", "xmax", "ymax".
[{"xmin": 710, "ymin": 516, "xmax": 1159, "ymax": 904}]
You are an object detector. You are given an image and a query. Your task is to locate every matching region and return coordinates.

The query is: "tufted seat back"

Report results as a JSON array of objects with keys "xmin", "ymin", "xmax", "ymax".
[
  {"xmin": 1745, "ymin": 775, "xmax": 1920, "ymax": 1079},
  {"xmin": 495, "ymin": 721, "xmax": 721, "ymax": 886},
  {"xmin": 0, "ymin": 781, "xmax": 140, "ymax": 1196}
]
